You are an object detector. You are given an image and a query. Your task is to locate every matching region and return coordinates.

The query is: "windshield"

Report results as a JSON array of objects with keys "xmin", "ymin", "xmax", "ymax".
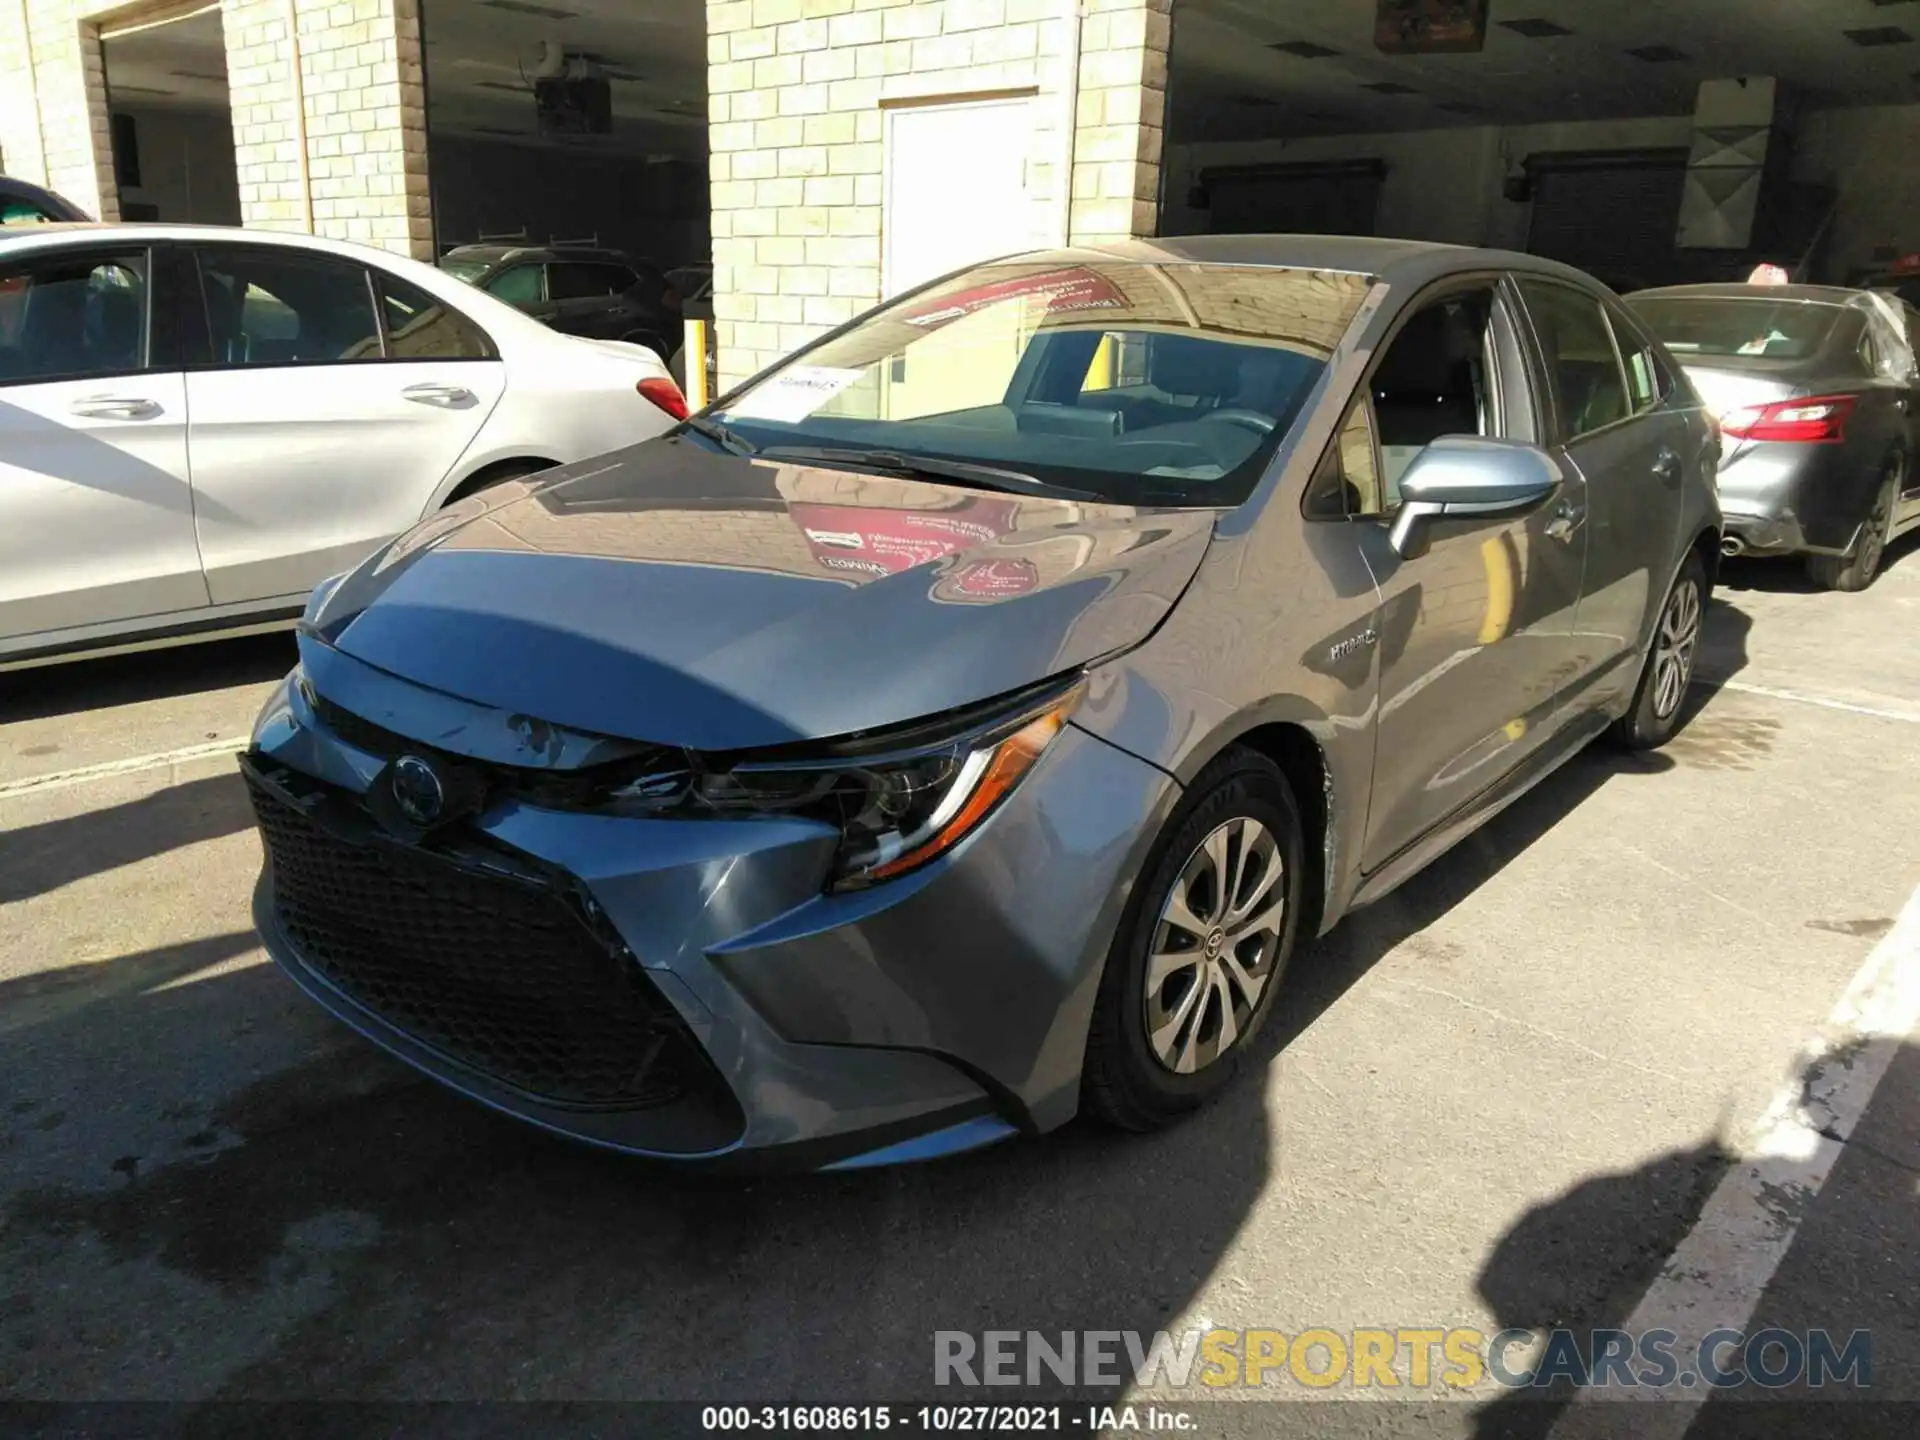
[
  {"xmin": 438, "ymin": 258, "xmax": 490, "ymax": 285},
  {"xmin": 707, "ymin": 258, "xmax": 1373, "ymax": 506},
  {"xmin": 1628, "ymin": 295, "xmax": 1841, "ymax": 360}
]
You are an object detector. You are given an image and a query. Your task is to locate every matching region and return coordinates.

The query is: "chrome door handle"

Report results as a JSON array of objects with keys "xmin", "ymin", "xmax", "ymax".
[
  {"xmin": 70, "ymin": 395, "xmax": 161, "ymax": 420},
  {"xmin": 1652, "ymin": 449, "xmax": 1681, "ymax": 485},
  {"xmin": 1545, "ymin": 501, "xmax": 1584, "ymax": 543},
  {"xmin": 402, "ymin": 382, "xmax": 475, "ymax": 408}
]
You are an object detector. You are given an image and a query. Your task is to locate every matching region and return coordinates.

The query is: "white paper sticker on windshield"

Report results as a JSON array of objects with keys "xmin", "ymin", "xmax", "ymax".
[{"xmin": 723, "ymin": 365, "xmax": 862, "ymax": 423}]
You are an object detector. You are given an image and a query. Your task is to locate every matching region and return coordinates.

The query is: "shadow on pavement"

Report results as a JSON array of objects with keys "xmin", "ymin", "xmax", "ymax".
[
  {"xmin": 0, "ymin": 772, "xmax": 254, "ymax": 907},
  {"xmin": 0, "ymin": 720, "xmax": 1703, "ymax": 1428},
  {"xmin": 1691, "ymin": 589, "xmax": 1752, "ymax": 702},
  {"xmin": 1717, "ymin": 526, "xmax": 1920, "ymax": 596},
  {"xmin": 1468, "ymin": 1036, "xmax": 1920, "ymax": 1440},
  {"xmin": 0, "ymin": 632, "xmax": 295, "ymax": 726}
]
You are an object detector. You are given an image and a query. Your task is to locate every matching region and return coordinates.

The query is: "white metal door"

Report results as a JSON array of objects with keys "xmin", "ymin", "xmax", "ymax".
[
  {"xmin": 184, "ymin": 360, "xmax": 506, "ymax": 606},
  {"xmin": 882, "ymin": 97, "xmax": 1039, "ymax": 299},
  {"xmin": 0, "ymin": 372, "xmax": 207, "ymax": 643}
]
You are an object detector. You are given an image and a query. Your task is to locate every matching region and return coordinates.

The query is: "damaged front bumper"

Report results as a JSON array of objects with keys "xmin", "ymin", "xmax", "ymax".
[{"xmin": 243, "ymin": 635, "xmax": 1178, "ymax": 1171}]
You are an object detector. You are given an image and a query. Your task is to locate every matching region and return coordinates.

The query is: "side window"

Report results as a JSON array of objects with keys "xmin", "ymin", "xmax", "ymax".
[
  {"xmin": 0, "ymin": 250, "xmax": 149, "ymax": 386},
  {"xmin": 549, "ymin": 262, "xmax": 630, "ymax": 301},
  {"xmin": 1605, "ymin": 307, "xmax": 1662, "ymax": 415},
  {"xmin": 1305, "ymin": 400, "xmax": 1384, "ymax": 519},
  {"xmin": 1369, "ymin": 288, "xmax": 1503, "ymax": 501},
  {"xmin": 0, "ymin": 199, "xmax": 58, "ymax": 226},
  {"xmin": 196, "ymin": 248, "xmax": 382, "ymax": 366},
  {"xmin": 484, "ymin": 264, "xmax": 544, "ymax": 307},
  {"xmin": 1517, "ymin": 280, "xmax": 1630, "ymax": 441},
  {"xmin": 377, "ymin": 272, "xmax": 496, "ymax": 360}
]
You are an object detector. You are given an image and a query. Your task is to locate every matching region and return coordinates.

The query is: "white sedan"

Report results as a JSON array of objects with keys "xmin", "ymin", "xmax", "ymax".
[{"xmin": 0, "ymin": 223, "xmax": 687, "ymax": 668}]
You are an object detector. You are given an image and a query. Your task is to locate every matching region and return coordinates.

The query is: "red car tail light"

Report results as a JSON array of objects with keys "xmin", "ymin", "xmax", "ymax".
[
  {"xmin": 637, "ymin": 375, "xmax": 689, "ymax": 420},
  {"xmin": 1717, "ymin": 394, "xmax": 1856, "ymax": 444}
]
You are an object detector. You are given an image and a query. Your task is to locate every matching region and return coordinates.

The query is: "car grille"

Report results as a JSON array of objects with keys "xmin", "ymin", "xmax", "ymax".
[{"xmin": 246, "ymin": 764, "xmax": 701, "ymax": 1112}]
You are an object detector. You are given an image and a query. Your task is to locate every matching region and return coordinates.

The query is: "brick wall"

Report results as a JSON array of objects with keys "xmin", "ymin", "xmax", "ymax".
[
  {"xmin": 0, "ymin": 0, "xmax": 118, "ymax": 220},
  {"xmin": 706, "ymin": 0, "xmax": 1171, "ymax": 390},
  {"xmin": 224, "ymin": 0, "xmax": 430, "ymax": 256},
  {"xmin": 1, "ymin": 0, "xmax": 429, "ymax": 258}
]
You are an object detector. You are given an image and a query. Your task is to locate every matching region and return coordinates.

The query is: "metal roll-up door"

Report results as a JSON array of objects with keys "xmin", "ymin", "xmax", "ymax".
[
  {"xmin": 1200, "ymin": 160, "xmax": 1387, "ymax": 237},
  {"xmin": 1523, "ymin": 148, "xmax": 1690, "ymax": 293}
]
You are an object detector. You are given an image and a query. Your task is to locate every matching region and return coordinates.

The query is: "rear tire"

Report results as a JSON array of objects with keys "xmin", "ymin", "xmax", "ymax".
[
  {"xmin": 1609, "ymin": 549, "xmax": 1707, "ymax": 751},
  {"xmin": 1806, "ymin": 459, "xmax": 1901, "ymax": 593},
  {"xmin": 1082, "ymin": 747, "xmax": 1305, "ymax": 1132}
]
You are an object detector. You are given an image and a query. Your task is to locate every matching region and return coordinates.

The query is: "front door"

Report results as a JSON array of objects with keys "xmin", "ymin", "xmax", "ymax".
[
  {"xmin": 0, "ymin": 244, "xmax": 206, "ymax": 645},
  {"xmin": 1350, "ymin": 282, "xmax": 1589, "ymax": 872},
  {"xmin": 183, "ymin": 244, "xmax": 505, "ymax": 605},
  {"xmin": 1514, "ymin": 280, "xmax": 1688, "ymax": 698},
  {"xmin": 882, "ymin": 97, "xmax": 1040, "ymax": 299}
]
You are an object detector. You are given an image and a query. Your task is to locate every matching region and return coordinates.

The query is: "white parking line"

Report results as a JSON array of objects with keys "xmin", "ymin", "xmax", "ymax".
[
  {"xmin": 1696, "ymin": 674, "xmax": 1920, "ymax": 725},
  {"xmin": 1548, "ymin": 880, "xmax": 1920, "ymax": 1437},
  {"xmin": 0, "ymin": 737, "xmax": 249, "ymax": 799}
]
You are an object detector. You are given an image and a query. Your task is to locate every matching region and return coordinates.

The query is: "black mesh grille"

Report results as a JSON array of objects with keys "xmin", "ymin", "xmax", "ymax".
[
  {"xmin": 309, "ymin": 694, "xmax": 407, "ymax": 758},
  {"xmin": 247, "ymin": 766, "xmax": 701, "ymax": 1111}
]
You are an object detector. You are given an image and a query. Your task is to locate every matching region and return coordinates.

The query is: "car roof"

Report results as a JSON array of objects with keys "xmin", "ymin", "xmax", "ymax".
[
  {"xmin": 0, "ymin": 220, "xmax": 432, "ymax": 265},
  {"xmin": 441, "ymin": 243, "xmax": 636, "ymax": 266},
  {"xmin": 0, "ymin": 175, "xmax": 90, "ymax": 221},
  {"xmin": 1061, "ymin": 232, "xmax": 1611, "ymax": 290},
  {"xmin": 1629, "ymin": 282, "xmax": 1860, "ymax": 305}
]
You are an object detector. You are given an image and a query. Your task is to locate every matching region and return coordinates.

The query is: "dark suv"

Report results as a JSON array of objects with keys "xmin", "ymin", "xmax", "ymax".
[
  {"xmin": 438, "ymin": 243, "xmax": 678, "ymax": 358},
  {"xmin": 1, "ymin": 176, "xmax": 88, "ymax": 226}
]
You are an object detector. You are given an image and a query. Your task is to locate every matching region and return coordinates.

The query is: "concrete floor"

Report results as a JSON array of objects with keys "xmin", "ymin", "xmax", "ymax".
[{"xmin": 2, "ymin": 542, "xmax": 1917, "ymax": 1437}]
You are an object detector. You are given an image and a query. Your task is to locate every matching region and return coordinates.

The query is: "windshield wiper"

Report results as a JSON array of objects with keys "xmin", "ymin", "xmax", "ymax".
[
  {"xmin": 755, "ymin": 445, "xmax": 1100, "ymax": 501},
  {"xmin": 678, "ymin": 416, "xmax": 757, "ymax": 456}
]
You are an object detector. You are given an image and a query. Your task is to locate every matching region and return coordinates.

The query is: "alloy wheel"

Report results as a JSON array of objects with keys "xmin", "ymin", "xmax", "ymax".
[
  {"xmin": 1651, "ymin": 576, "xmax": 1702, "ymax": 721},
  {"xmin": 1143, "ymin": 816, "xmax": 1286, "ymax": 1075}
]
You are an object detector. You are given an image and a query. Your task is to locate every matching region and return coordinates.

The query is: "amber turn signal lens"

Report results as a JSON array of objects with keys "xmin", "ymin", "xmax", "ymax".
[{"xmin": 862, "ymin": 704, "xmax": 1071, "ymax": 883}]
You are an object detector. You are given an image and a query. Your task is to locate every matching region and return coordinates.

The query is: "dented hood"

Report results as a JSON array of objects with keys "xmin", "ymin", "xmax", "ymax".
[{"xmin": 309, "ymin": 439, "xmax": 1214, "ymax": 749}]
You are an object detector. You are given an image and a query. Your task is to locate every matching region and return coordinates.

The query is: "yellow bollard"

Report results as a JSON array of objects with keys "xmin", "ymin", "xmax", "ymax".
[
  {"xmin": 684, "ymin": 318, "xmax": 710, "ymax": 411},
  {"xmin": 1085, "ymin": 333, "xmax": 1115, "ymax": 392}
]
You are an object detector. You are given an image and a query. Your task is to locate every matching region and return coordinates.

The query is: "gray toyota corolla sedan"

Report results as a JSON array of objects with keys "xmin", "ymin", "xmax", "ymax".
[{"xmin": 244, "ymin": 236, "xmax": 1721, "ymax": 1170}]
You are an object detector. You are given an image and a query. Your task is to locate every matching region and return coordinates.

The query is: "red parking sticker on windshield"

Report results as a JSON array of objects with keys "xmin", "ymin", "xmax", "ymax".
[{"xmin": 900, "ymin": 266, "xmax": 1127, "ymax": 328}]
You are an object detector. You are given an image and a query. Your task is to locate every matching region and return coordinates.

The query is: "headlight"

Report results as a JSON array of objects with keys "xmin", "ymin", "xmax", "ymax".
[{"xmin": 594, "ymin": 679, "xmax": 1085, "ymax": 890}]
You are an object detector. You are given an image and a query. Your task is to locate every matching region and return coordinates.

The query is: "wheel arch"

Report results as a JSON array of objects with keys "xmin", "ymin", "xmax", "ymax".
[
  {"xmin": 1170, "ymin": 717, "xmax": 1336, "ymax": 943},
  {"xmin": 437, "ymin": 454, "xmax": 561, "ymax": 508}
]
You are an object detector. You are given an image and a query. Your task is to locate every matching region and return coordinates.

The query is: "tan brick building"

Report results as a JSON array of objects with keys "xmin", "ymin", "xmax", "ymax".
[
  {"xmin": 3, "ymin": 0, "xmax": 429, "ymax": 253},
  {"xmin": 3, "ymin": 0, "xmax": 1170, "ymax": 388},
  {"xmin": 705, "ymin": 0, "xmax": 1170, "ymax": 386}
]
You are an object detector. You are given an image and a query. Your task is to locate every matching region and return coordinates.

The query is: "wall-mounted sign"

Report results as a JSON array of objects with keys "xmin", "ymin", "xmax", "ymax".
[{"xmin": 1374, "ymin": 0, "xmax": 1487, "ymax": 55}]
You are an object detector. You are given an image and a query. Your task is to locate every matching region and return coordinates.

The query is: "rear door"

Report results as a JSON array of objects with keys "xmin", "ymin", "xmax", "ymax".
[
  {"xmin": 183, "ymin": 243, "xmax": 506, "ymax": 605},
  {"xmin": 1514, "ymin": 278, "xmax": 1687, "ymax": 698},
  {"xmin": 546, "ymin": 260, "xmax": 641, "ymax": 340},
  {"xmin": 0, "ymin": 242, "xmax": 206, "ymax": 644}
]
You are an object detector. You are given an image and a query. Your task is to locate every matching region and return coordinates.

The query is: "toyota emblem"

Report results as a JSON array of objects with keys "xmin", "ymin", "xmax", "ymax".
[{"xmin": 390, "ymin": 754, "xmax": 445, "ymax": 826}]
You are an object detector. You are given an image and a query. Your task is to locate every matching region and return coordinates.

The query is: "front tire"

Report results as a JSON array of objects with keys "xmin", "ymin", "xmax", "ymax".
[
  {"xmin": 1806, "ymin": 459, "xmax": 1901, "ymax": 593},
  {"xmin": 1082, "ymin": 748, "xmax": 1305, "ymax": 1132},
  {"xmin": 1610, "ymin": 550, "xmax": 1707, "ymax": 750}
]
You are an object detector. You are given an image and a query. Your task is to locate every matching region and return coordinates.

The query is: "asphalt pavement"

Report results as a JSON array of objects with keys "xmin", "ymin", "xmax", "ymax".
[{"xmin": 2, "ymin": 542, "xmax": 1917, "ymax": 1438}]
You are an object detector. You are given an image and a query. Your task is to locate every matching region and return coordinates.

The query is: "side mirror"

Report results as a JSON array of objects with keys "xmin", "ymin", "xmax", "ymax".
[{"xmin": 1387, "ymin": 436, "xmax": 1562, "ymax": 559}]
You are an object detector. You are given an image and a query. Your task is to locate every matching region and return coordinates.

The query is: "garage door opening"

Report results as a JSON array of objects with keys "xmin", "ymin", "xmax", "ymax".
[
  {"xmin": 100, "ymin": 4, "xmax": 240, "ymax": 226},
  {"xmin": 419, "ymin": 0, "xmax": 710, "ymax": 365},
  {"xmin": 1156, "ymin": 0, "xmax": 1920, "ymax": 290}
]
